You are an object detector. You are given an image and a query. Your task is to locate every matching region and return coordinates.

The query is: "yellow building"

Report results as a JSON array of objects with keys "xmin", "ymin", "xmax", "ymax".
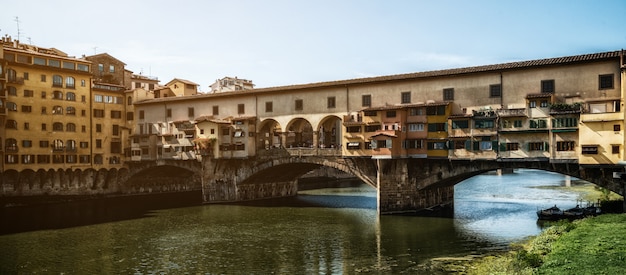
[{"xmin": 1, "ymin": 36, "xmax": 93, "ymax": 171}]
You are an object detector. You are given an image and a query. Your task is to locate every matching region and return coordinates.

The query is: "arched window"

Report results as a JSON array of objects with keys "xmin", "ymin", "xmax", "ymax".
[
  {"xmin": 5, "ymin": 138, "xmax": 18, "ymax": 152},
  {"xmin": 66, "ymin": 123, "xmax": 76, "ymax": 132},
  {"xmin": 52, "ymin": 105, "xmax": 63, "ymax": 114},
  {"xmin": 8, "ymin": 86, "xmax": 17, "ymax": 96},
  {"xmin": 5, "ymin": 120, "xmax": 18, "ymax": 129},
  {"xmin": 52, "ymin": 75, "xmax": 63, "ymax": 87},
  {"xmin": 66, "ymin": 106, "xmax": 76, "ymax": 115},
  {"xmin": 53, "ymin": 122, "xmax": 64, "ymax": 131},
  {"xmin": 94, "ymin": 154, "xmax": 103, "ymax": 164},
  {"xmin": 66, "ymin": 92, "xmax": 76, "ymax": 101},
  {"xmin": 66, "ymin": 140, "xmax": 76, "ymax": 151},
  {"xmin": 127, "ymin": 96, "xmax": 133, "ymax": 105},
  {"xmin": 53, "ymin": 90, "xmax": 63, "ymax": 100},
  {"xmin": 6, "ymin": 102, "xmax": 17, "ymax": 111},
  {"xmin": 66, "ymin": 76, "xmax": 75, "ymax": 88},
  {"xmin": 52, "ymin": 139, "xmax": 64, "ymax": 151}
]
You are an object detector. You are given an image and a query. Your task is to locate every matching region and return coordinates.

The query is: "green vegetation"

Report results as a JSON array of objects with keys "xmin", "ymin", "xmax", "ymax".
[{"xmin": 465, "ymin": 214, "xmax": 626, "ymax": 275}]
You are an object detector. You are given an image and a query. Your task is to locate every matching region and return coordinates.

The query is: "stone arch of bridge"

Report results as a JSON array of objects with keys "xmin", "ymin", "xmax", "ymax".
[
  {"xmin": 237, "ymin": 156, "xmax": 377, "ymax": 188},
  {"xmin": 124, "ymin": 162, "xmax": 201, "ymax": 193}
]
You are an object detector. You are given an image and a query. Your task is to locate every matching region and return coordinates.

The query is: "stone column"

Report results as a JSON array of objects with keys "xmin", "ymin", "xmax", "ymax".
[{"xmin": 312, "ymin": 131, "xmax": 319, "ymax": 148}]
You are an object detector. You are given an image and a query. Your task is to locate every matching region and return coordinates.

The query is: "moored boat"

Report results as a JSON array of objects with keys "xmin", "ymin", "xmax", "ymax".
[{"xmin": 537, "ymin": 205, "xmax": 563, "ymax": 220}]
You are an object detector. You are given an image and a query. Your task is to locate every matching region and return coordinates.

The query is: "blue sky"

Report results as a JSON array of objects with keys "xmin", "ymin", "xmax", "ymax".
[{"xmin": 2, "ymin": 0, "xmax": 625, "ymax": 90}]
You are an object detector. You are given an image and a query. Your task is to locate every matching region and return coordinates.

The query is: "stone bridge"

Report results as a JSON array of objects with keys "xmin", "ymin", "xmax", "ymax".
[{"xmin": 191, "ymin": 148, "xmax": 626, "ymax": 214}]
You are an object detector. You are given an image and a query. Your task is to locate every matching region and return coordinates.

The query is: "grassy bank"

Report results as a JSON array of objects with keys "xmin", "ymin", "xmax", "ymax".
[{"xmin": 466, "ymin": 214, "xmax": 626, "ymax": 274}]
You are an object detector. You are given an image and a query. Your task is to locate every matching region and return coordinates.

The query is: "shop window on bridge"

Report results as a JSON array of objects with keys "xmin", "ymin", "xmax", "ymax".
[
  {"xmin": 428, "ymin": 123, "xmax": 446, "ymax": 132},
  {"xmin": 66, "ymin": 155, "xmax": 77, "ymax": 164},
  {"xmin": 346, "ymin": 142, "xmax": 361, "ymax": 150},
  {"xmin": 552, "ymin": 117, "xmax": 578, "ymax": 128},
  {"xmin": 346, "ymin": 126, "xmax": 361, "ymax": 133},
  {"xmin": 528, "ymin": 142, "xmax": 548, "ymax": 151},
  {"xmin": 474, "ymin": 119, "xmax": 494, "ymax": 129},
  {"xmin": 6, "ymin": 154, "xmax": 18, "ymax": 164},
  {"xmin": 363, "ymin": 110, "xmax": 377, "ymax": 116},
  {"xmin": 427, "ymin": 141, "xmax": 447, "ymax": 150},
  {"xmin": 427, "ymin": 105, "xmax": 446, "ymax": 115},
  {"xmin": 557, "ymin": 141, "xmax": 575, "ymax": 151},
  {"xmin": 372, "ymin": 139, "xmax": 391, "ymax": 149},
  {"xmin": 365, "ymin": 125, "xmax": 381, "ymax": 132},
  {"xmin": 529, "ymin": 119, "xmax": 547, "ymax": 128},
  {"xmin": 452, "ymin": 120, "xmax": 468, "ymax": 129},
  {"xmin": 504, "ymin": 143, "xmax": 519, "ymax": 151},
  {"xmin": 403, "ymin": 139, "xmax": 422, "ymax": 149},
  {"xmin": 581, "ymin": 145, "xmax": 599, "ymax": 155},
  {"xmin": 22, "ymin": 155, "xmax": 35, "ymax": 164}
]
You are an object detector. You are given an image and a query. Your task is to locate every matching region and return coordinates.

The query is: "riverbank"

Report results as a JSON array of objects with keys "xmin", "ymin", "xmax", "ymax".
[{"xmin": 454, "ymin": 213, "xmax": 626, "ymax": 274}]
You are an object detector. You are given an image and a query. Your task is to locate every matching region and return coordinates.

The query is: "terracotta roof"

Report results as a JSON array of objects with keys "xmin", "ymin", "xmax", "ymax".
[{"xmin": 136, "ymin": 50, "xmax": 624, "ymax": 105}]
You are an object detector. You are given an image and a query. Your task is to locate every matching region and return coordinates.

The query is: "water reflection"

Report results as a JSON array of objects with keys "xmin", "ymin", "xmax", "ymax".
[{"xmin": 0, "ymin": 169, "xmax": 591, "ymax": 274}]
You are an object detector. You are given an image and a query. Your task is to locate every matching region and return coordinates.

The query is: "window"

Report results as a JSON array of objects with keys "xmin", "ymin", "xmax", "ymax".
[
  {"xmin": 94, "ymin": 94, "xmax": 103, "ymax": 102},
  {"xmin": 52, "ymin": 105, "xmax": 63, "ymax": 114},
  {"xmin": 52, "ymin": 139, "xmax": 64, "ymax": 151},
  {"xmin": 529, "ymin": 119, "xmax": 547, "ymax": 128},
  {"xmin": 386, "ymin": 111, "xmax": 396, "ymax": 118},
  {"xmin": 66, "ymin": 123, "xmax": 76, "ymax": 132},
  {"xmin": 401, "ymin": 92, "xmax": 411, "ymax": 104},
  {"xmin": 505, "ymin": 143, "xmax": 519, "ymax": 151},
  {"xmin": 581, "ymin": 145, "xmax": 598, "ymax": 155},
  {"xmin": 188, "ymin": 107, "xmax": 194, "ymax": 117},
  {"xmin": 490, "ymin": 84, "xmax": 501, "ymax": 97},
  {"xmin": 540, "ymin": 100, "xmax": 549, "ymax": 108},
  {"xmin": 427, "ymin": 141, "xmax": 447, "ymax": 150},
  {"xmin": 212, "ymin": 106, "xmax": 219, "ymax": 115},
  {"xmin": 24, "ymin": 90, "xmax": 34, "ymax": 97},
  {"xmin": 443, "ymin": 88, "xmax": 454, "ymax": 101},
  {"xmin": 93, "ymin": 109, "xmax": 105, "ymax": 118},
  {"xmin": 53, "ymin": 90, "xmax": 63, "ymax": 100},
  {"xmin": 8, "ymin": 86, "xmax": 17, "ymax": 96},
  {"xmin": 557, "ymin": 141, "xmax": 575, "ymax": 151},
  {"xmin": 66, "ymin": 140, "xmax": 76, "ymax": 152},
  {"xmin": 295, "ymin": 99, "xmax": 303, "ymax": 111},
  {"xmin": 42, "ymin": 123, "xmax": 47, "ymax": 131},
  {"xmin": 404, "ymin": 139, "xmax": 423, "ymax": 149},
  {"xmin": 474, "ymin": 119, "xmax": 494, "ymax": 129},
  {"xmin": 77, "ymin": 64, "xmax": 89, "ymax": 72},
  {"xmin": 599, "ymin": 74, "xmax": 614, "ymax": 89},
  {"xmin": 66, "ymin": 107, "xmax": 76, "ymax": 115},
  {"xmin": 6, "ymin": 102, "xmax": 17, "ymax": 111},
  {"xmin": 362, "ymin": 94, "xmax": 371, "ymax": 107},
  {"xmin": 80, "ymin": 142, "xmax": 89, "ymax": 148},
  {"xmin": 66, "ymin": 76, "xmax": 75, "ymax": 88},
  {"xmin": 514, "ymin": 120, "xmax": 523, "ymax": 128},
  {"xmin": 40, "ymin": 140, "xmax": 49, "ymax": 148},
  {"xmin": 612, "ymin": 145, "xmax": 619, "ymax": 154},
  {"xmin": 428, "ymin": 123, "xmax": 446, "ymax": 132},
  {"xmin": 96, "ymin": 124, "xmax": 102, "ymax": 132},
  {"xmin": 113, "ymin": 125, "xmax": 119, "ymax": 136},
  {"xmin": 265, "ymin": 101, "xmax": 273, "ymax": 112},
  {"xmin": 5, "ymin": 120, "xmax": 17, "ymax": 129},
  {"xmin": 346, "ymin": 142, "xmax": 361, "ymax": 150},
  {"xmin": 109, "ymin": 65, "xmax": 115, "ymax": 73},
  {"xmin": 63, "ymin": 61, "xmax": 75, "ymax": 70},
  {"xmin": 126, "ymin": 112, "xmax": 134, "ymax": 120},
  {"xmin": 66, "ymin": 92, "xmax": 76, "ymax": 101},
  {"xmin": 21, "ymin": 105, "xmax": 32, "ymax": 112},
  {"xmin": 23, "ymin": 72, "xmax": 29, "ymax": 80},
  {"xmin": 426, "ymin": 106, "xmax": 446, "ymax": 115},
  {"xmin": 5, "ymin": 139, "xmax": 18, "ymax": 152},
  {"xmin": 24, "ymin": 122, "xmax": 30, "ymax": 130},
  {"xmin": 96, "ymin": 139, "xmax": 102, "ymax": 148},
  {"xmin": 22, "ymin": 140, "xmax": 33, "ymax": 148},
  {"xmin": 346, "ymin": 126, "xmax": 361, "ymax": 133},
  {"xmin": 111, "ymin": 110, "xmax": 122, "ymax": 118},
  {"xmin": 529, "ymin": 142, "xmax": 546, "ymax": 151},
  {"xmin": 81, "ymin": 80, "xmax": 86, "ymax": 87},
  {"xmin": 327, "ymin": 96, "xmax": 336, "ymax": 108},
  {"xmin": 34, "ymin": 57, "xmax": 46, "ymax": 65},
  {"xmin": 98, "ymin": 64, "xmax": 104, "ymax": 72},
  {"xmin": 52, "ymin": 75, "xmax": 63, "ymax": 87},
  {"xmin": 614, "ymin": 124, "xmax": 621, "ymax": 132},
  {"xmin": 41, "ymin": 74, "xmax": 46, "ymax": 82},
  {"xmin": 41, "ymin": 91, "xmax": 46, "ymax": 98},
  {"xmin": 53, "ymin": 122, "xmax": 64, "ymax": 131},
  {"xmin": 364, "ymin": 110, "xmax": 377, "ymax": 117},
  {"xmin": 238, "ymin": 104, "xmax": 245, "ymax": 114},
  {"xmin": 541, "ymin": 79, "xmax": 554, "ymax": 93},
  {"xmin": 529, "ymin": 101, "xmax": 537, "ymax": 108},
  {"xmin": 408, "ymin": 123, "xmax": 425, "ymax": 132},
  {"xmin": 452, "ymin": 120, "xmax": 469, "ymax": 129},
  {"xmin": 553, "ymin": 117, "xmax": 578, "ymax": 128}
]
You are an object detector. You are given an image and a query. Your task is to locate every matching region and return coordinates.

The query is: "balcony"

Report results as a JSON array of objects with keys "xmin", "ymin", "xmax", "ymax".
[
  {"xmin": 549, "ymin": 103, "xmax": 582, "ymax": 115},
  {"xmin": 497, "ymin": 108, "xmax": 527, "ymax": 117},
  {"xmin": 7, "ymin": 77, "xmax": 24, "ymax": 85}
]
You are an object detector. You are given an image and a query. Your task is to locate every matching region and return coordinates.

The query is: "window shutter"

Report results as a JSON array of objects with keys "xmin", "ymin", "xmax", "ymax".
[{"xmin": 465, "ymin": 140, "xmax": 471, "ymax": 150}]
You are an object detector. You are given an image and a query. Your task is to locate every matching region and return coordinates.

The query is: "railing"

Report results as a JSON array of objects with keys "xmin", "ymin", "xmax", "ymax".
[{"xmin": 497, "ymin": 108, "xmax": 527, "ymax": 117}]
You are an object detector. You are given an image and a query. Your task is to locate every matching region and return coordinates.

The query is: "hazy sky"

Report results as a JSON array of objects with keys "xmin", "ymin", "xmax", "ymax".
[{"xmin": 2, "ymin": 0, "xmax": 625, "ymax": 91}]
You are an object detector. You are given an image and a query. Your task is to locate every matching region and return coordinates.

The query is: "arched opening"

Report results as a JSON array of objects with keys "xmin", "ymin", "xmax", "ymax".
[
  {"xmin": 286, "ymin": 118, "xmax": 313, "ymax": 148},
  {"xmin": 258, "ymin": 119, "xmax": 282, "ymax": 149},
  {"xmin": 318, "ymin": 115, "xmax": 342, "ymax": 149}
]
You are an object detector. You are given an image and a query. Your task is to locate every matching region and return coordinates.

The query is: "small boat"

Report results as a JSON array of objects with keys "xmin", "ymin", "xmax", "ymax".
[
  {"xmin": 563, "ymin": 205, "xmax": 585, "ymax": 219},
  {"xmin": 537, "ymin": 205, "xmax": 564, "ymax": 220},
  {"xmin": 583, "ymin": 204, "xmax": 601, "ymax": 217}
]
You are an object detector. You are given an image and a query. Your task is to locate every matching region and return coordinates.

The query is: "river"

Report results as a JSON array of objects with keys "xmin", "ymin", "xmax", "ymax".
[{"xmin": 0, "ymin": 169, "xmax": 588, "ymax": 274}]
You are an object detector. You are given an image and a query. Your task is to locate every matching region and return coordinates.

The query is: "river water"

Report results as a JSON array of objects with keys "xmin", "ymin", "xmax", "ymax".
[{"xmin": 0, "ymin": 169, "xmax": 586, "ymax": 274}]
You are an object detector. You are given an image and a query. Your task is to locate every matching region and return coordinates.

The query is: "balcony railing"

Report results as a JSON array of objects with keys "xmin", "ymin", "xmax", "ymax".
[{"xmin": 497, "ymin": 108, "xmax": 527, "ymax": 117}]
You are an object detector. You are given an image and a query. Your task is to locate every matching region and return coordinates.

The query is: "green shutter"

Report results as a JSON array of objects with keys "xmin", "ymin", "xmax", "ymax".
[{"xmin": 465, "ymin": 140, "xmax": 471, "ymax": 150}]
